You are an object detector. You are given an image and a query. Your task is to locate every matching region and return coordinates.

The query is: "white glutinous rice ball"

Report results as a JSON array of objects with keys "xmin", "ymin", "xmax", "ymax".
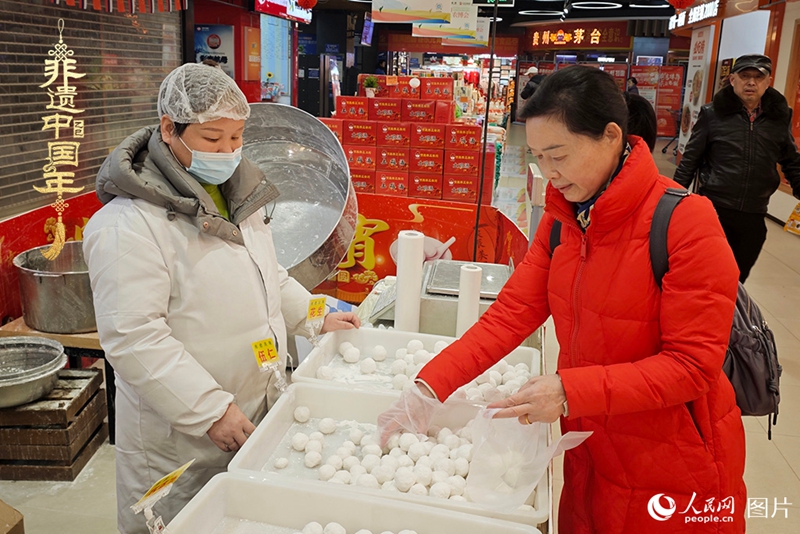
[
  {"xmin": 475, "ymin": 371, "xmax": 490, "ymax": 385},
  {"xmin": 454, "ymin": 457, "xmax": 470, "ymax": 477},
  {"xmin": 395, "ymin": 348, "xmax": 408, "ymax": 359},
  {"xmin": 494, "ymin": 360, "xmax": 509, "ymax": 374},
  {"xmin": 316, "ymin": 365, "xmax": 334, "ymax": 380},
  {"xmin": 350, "ymin": 464, "xmax": 368, "ymax": 480},
  {"xmin": 349, "ymin": 428, "xmax": 365, "ymax": 446},
  {"xmin": 355, "ymin": 531, "xmax": 374, "ymax": 534},
  {"xmin": 430, "ymin": 443, "xmax": 450, "ymax": 460},
  {"xmin": 294, "ymin": 406, "xmax": 311, "ymax": 423},
  {"xmin": 443, "ymin": 434, "xmax": 461, "ymax": 450},
  {"xmin": 409, "ymin": 483, "xmax": 428, "ymax": 496},
  {"xmin": 336, "ymin": 447, "xmax": 353, "ymax": 459},
  {"xmin": 431, "ymin": 470, "xmax": 450, "ymax": 485},
  {"xmin": 333, "ymin": 470, "xmax": 352, "ymax": 484},
  {"xmin": 323, "ymin": 522, "xmax": 347, "ymax": 534},
  {"xmin": 448, "ymin": 449, "xmax": 460, "ymax": 461},
  {"xmin": 394, "ymin": 466, "xmax": 417, "ymax": 492},
  {"xmin": 413, "ymin": 464, "xmax": 433, "ymax": 486},
  {"xmin": 387, "ymin": 433, "xmax": 402, "ymax": 451},
  {"xmin": 403, "ymin": 353, "xmax": 415, "ymax": 365},
  {"xmin": 456, "ymin": 444, "xmax": 473, "ymax": 461},
  {"xmin": 448, "ymin": 475, "xmax": 467, "ymax": 496},
  {"xmin": 318, "ymin": 464, "xmax": 337, "ymax": 481},
  {"xmin": 483, "ymin": 387, "xmax": 504, "ymax": 403},
  {"xmin": 502, "ymin": 371, "xmax": 517, "ymax": 385},
  {"xmin": 515, "ymin": 362, "xmax": 530, "ymax": 372},
  {"xmin": 338, "ymin": 342, "xmax": 354, "ymax": 355},
  {"xmin": 436, "ymin": 427, "xmax": 453, "ymax": 441},
  {"xmin": 372, "ymin": 464, "xmax": 395, "ymax": 484},
  {"xmin": 325, "ymin": 455, "xmax": 343, "ymax": 470},
  {"xmin": 292, "ymin": 433, "xmax": 310, "ymax": 452},
  {"xmin": 397, "ymin": 455, "xmax": 415, "ymax": 468},
  {"xmin": 399, "ymin": 530, "xmax": 419, "ymax": 534},
  {"xmin": 343, "ymin": 347, "xmax": 361, "ymax": 364},
  {"xmin": 434, "ymin": 340, "xmax": 449, "ymax": 354},
  {"xmin": 406, "ymin": 364, "xmax": 422, "ymax": 379},
  {"xmin": 382, "ymin": 480, "xmax": 399, "ymax": 492},
  {"xmin": 392, "ymin": 374, "xmax": 409, "ymax": 390},
  {"xmin": 361, "ymin": 433, "xmax": 377, "ymax": 447},
  {"xmin": 466, "ymin": 387, "xmax": 482, "ymax": 401},
  {"xmin": 430, "ymin": 482, "xmax": 452, "ymax": 499},
  {"xmin": 305, "ymin": 451, "xmax": 322, "ymax": 468},
  {"xmin": 390, "ymin": 359, "xmax": 408, "ymax": 376},
  {"xmin": 361, "ymin": 454, "xmax": 382, "ymax": 473},
  {"xmin": 360, "ymin": 357, "xmax": 377, "ymax": 374},
  {"xmin": 303, "ymin": 522, "xmax": 324, "ymax": 534},
  {"xmin": 372, "ymin": 345, "xmax": 388, "ymax": 362},
  {"xmin": 457, "ymin": 425, "xmax": 473, "ymax": 441},
  {"xmin": 415, "ymin": 455, "xmax": 433, "ymax": 469},
  {"xmin": 389, "ymin": 446, "xmax": 404, "ymax": 459},
  {"xmin": 381, "ymin": 455, "xmax": 400, "ymax": 471},
  {"xmin": 342, "ymin": 440, "xmax": 358, "ymax": 454},
  {"xmin": 477, "ymin": 382, "xmax": 494, "ymax": 394},
  {"xmin": 407, "ymin": 442, "xmax": 427, "ymax": 462},
  {"xmin": 398, "ymin": 433, "xmax": 419, "ymax": 452},
  {"xmin": 434, "ymin": 458, "xmax": 456, "ymax": 477},
  {"xmin": 310, "ymin": 432, "xmax": 325, "ymax": 442},
  {"xmin": 362, "ymin": 443, "xmax": 383, "ymax": 457},
  {"xmin": 422, "ymin": 441, "xmax": 436, "ymax": 455},
  {"xmin": 305, "ymin": 440, "xmax": 323, "ymax": 454},
  {"xmin": 406, "ymin": 339, "xmax": 424, "ymax": 353},
  {"xmin": 343, "ymin": 456, "xmax": 360, "ymax": 471},
  {"xmin": 319, "ymin": 418, "xmax": 337, "ymax": 435},
  {"xmin": 450, "ymin": 495, "xmax": 467, "ymax": 502},
  {"xmin": 274, "ymin": 457, "xmax": 289, "ymax": 469},
  {"xmin": 357, "ymin": 473, "xmax": 380, "ymax": 489},
  {"xmin": 413, "ymin": 350, "xmax": 430, "ymax": 365}
]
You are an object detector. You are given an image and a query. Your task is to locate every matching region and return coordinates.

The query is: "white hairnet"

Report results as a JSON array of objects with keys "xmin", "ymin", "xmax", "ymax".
[{"xmin": 157, "ymin": 63, "xmax": 250, "ymax": 124}]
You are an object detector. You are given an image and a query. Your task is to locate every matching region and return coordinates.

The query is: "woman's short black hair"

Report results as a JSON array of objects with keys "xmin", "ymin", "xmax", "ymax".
[
  {"xmin": 518, "ymin": 66, "xmax": 628, "ymax": 141},
  {"xmin": 624, "ymin": 93, "xmax": 657, "ymax": 152},
  {"xmin": 628, "ymin": 77, "xmax": 638, "ymax": 85}
]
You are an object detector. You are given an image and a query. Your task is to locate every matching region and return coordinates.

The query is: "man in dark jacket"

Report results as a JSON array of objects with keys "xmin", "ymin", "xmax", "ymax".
[
  {"xmin": 674, "ymin": 54, "xmax": 800, "ymax": 282},
  {"xmin": 520, "ymin": 67, "xmax": 546, "ymax": 100}
]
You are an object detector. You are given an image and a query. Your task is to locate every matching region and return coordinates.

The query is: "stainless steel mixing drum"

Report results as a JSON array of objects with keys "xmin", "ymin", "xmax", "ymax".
[{"xmin": 243, "ymin": 103, "xmax": 357, "ymax": 290}]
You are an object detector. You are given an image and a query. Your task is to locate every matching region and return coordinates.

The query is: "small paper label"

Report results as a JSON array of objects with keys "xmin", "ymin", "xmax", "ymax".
[
  {"xmin": 252, "ymin": 338, "xmax": 280, "ymax": 370},
  {"xmin": 135, "ymin": 459, "xmax": 194, "ymax": 509},
  {"xmin": 386, "ymin": 75, "xmax": 399, "ymax": 86},
  {"xmin": 307, "ymin": 297, "xmax": 327, "ymax": 322}
]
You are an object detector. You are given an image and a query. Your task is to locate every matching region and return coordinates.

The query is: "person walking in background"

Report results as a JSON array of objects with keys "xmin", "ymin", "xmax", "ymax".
[
  {"xmin": 375, "ymin": 59, "xmax": 387, "ymax": 75},
  {"xmin": 674, "ymin": 54, "xmax": 800, "ymax": 282},
  {"xmin": 520, "ymin": 68, "xmax": 547, "ymax": 101},
  {"xmin": 626, "ymin": 77, "xmax": 640, "ymax": 95}
]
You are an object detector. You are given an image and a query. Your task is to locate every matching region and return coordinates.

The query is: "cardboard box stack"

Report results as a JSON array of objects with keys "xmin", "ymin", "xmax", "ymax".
[{"xmin": 333, "ymin": 79, "xmax": 494, "ymax": 203}]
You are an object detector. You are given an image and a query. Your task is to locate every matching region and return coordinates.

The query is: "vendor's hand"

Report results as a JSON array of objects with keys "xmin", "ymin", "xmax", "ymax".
[
  {"xmin": 321, "ymin": 311, "xmax": 360, "ymax": 333},
  {"xmin": 207, "ymin": 403, "xmax": 256, "ymax": 453},
  {"xmin": 487, "ymin": 374, "xmax": 567, "ymax": 425},
  {"xmin": 377, "ymin": 383, "xmax": 440, "ymax": 448}
]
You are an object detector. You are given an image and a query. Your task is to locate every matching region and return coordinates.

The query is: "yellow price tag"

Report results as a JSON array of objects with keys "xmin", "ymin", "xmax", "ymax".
[
  {"xmin": 252, "ymin": 338, "xmax": 280, "ymax": 369},
  {"xmin": 136, "ymin": 459, "xmax": 194, "ymax": 507},
  {"xmin": 386, "ymin": 75, "xmax": 398, "ymax": 86},
  {"xmin": 307, "ymin": 297, "xmax": 327, "ymax": 322}
]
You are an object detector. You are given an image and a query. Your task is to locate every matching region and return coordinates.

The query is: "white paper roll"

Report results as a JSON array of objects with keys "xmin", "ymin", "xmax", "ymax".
[
  {"xmin": 456, "ymin": 264, "xmax": 482, "ymax": 337},
  {"xmin": 394, "ymin": 230, "xmax": 425, "ymax": 333}
]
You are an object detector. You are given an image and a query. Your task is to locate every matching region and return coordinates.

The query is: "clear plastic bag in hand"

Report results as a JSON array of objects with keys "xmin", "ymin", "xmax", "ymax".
[{"xmin": 465, "ymin": 408, "xmax": 592, "ymax": 512}]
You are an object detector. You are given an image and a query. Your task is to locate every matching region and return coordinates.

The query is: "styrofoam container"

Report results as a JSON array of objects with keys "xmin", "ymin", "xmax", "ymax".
[
  {"xmin": 229, "ymin": 383, "xmax": 550, "ymax": 528},
  {"xmin": 166, "ymin": 472, "xmax": 542, "ymax": 533},
  {"xmin": 292, "ymin": 328, "xmax": 541, "ymax": 395}
]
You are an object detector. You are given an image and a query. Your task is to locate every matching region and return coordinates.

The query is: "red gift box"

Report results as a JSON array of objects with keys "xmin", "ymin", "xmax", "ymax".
[
  {"xmin": 319, "ymin": 118, "xmax": 343, "ymax": 144},
  {"xmin": 369, "ymin": 98, "xmax": 403, "ymax": 121},
  {"xmin": 387, "ymin": 76, "xmax": 421, "ymax": 99},
  {"xmin": 411, "ymin": 148, "xmax": 445, "ymax": 175},
  {"xmin": 345, "ymin": 146, "xmax": 377, "ymax": 170},
  {"xmin": 446, "ymin": 125, "xmax": 482, "ymax": 151},
  {"xmin": 358, "ymin": 74, "xmax": 389, "ymax": 97},
  {"xmin": 350, "ymin": 170, "xmax": 375, "ymax": 193},
  {"xmin": 336, "ymin": 96, "xmax": 369, "ymax": 119},
  {"xmin": 376, "ymin": 171, "xmax": 409, "ymax": 196},
  {"xmin": 410, "ymin": 124, "xmax": 446, "ymax": 149},
  {"xmin": 445, "ymin": 150, "xmax": 481, "ymax": 177},
  {"xmin": 343, "ymin": 120, "xmax": 378, "ymax": 146},
  {"xmin": 409, "ymin": 173, "xmax": 443, "ymax": 199},
  {"xmin": 442, "ymin": 173, "xmax": 494, "ymax": 204},
  {"xmin": 377, "ymin": 148, "xmax": 410, "ymax": 172},
  {"xmin": 377, "ymin": 122, "xmax": 411, "ymax": 147},
  {"xmin": 435, "ymin": 101, "xmax": 454, "ymax": 124},
  {"xmin": 420, "ymin": 77, "xmax": 455, "ymax": 101},
  {"xmin": 402, "ymin": 100, "xmax": 436, "ymax": 123}
]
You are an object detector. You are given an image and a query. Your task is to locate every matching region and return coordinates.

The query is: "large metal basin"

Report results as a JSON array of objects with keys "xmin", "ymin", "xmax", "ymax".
[
  {"xmin": 13, "ymin": 241, "xmax": 96, "ymax": 334},
  {"xmin": 243, "ymin": 103, "xmax": 357, "ymax": 290},
  {"xmin": 0, "ymin": 337, "xmax": 66, "ymax": 408}
]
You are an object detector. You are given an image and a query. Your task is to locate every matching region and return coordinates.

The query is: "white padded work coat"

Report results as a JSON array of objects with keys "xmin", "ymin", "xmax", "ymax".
[{"xmin": 83, "ymin": 127, "xmax": 311, "ymax": 533}]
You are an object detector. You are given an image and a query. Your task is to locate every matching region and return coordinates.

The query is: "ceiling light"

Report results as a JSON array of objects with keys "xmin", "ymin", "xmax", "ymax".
[
  {"xmin": 571, "ymin": 2, "xmax": 623, "ymax": 8},
  {"xmin": 490, "ymin": 17, "xmax": 503, "ymax": 21},
  {"xmin": 629, "ymin": 3, "xmax": 671, "ymax": 6},
  {"xmin": 519, "ymin": 9, "xmax": 565, "ymax": 15}
]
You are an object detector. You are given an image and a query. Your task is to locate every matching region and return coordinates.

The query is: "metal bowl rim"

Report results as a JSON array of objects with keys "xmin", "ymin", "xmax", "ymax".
[{"xmin": 12, "ymin": 241, "xmax": 89, "ymax": 276}]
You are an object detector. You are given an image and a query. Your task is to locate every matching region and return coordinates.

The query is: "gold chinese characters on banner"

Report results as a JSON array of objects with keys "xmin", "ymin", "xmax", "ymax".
[{"xmin": 35, "ymin": 19, "xmax": 86, "ymax": 260}]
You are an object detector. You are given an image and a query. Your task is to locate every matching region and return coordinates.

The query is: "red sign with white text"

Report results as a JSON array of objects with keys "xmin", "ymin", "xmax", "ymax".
[
  {"xmin": 254, "ymin": 0, "xmax": 311, "ymax": 24},
  {"xmin": 657, "ymin": 66, "xmax": 685, "ymax": 138}
]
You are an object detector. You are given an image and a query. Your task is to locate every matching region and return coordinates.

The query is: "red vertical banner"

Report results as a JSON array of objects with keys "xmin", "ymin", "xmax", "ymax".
[
  {"xmin": 630, "ymin": 66, "xmax": 659, "ymax": 108},
  {"xmin": 656, "ymin": 66, "xmax": 684, "ymax": 138}
]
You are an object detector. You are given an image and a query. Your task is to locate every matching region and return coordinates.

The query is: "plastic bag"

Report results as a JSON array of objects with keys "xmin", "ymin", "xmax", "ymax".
[{"xmin": 465, "ymin": 408, "xmax": 591, "ymax": 512}]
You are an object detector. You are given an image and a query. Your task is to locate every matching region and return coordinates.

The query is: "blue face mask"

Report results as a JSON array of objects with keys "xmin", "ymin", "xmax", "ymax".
[{"xmin": 178, "ymin": 136, "xmax": 242, "ymax": 185}]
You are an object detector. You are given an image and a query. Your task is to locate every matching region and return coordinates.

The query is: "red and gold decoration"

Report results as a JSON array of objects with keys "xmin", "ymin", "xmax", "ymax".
[
  {"xmin": 297, "ymin": 0, "xmax": 317, "ymax": 9},
  {"xmin": 48, "ymin": 0, "xmax": 188, "ymax": 12},
  {"xmin": 668, "ymin": 0, "xmax": 694, "ymax": 9}
]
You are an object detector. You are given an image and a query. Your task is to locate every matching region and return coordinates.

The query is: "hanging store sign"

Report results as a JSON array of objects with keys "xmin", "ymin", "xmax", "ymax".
[
  {"xmin": 372, "ymin": 0, "xmax": 451, "ymax": 24},
  {"xmin": 668, "ymin": 0, "xmax": 719, "ymax": 30},
  {"xmin": 442, "ymin": 16, "xmax": 489, "ymax": 47},
  {"xmin": 255, "ymin": 0, "xmax": 312, "ymax": 25},
  {"xmin": 34, "ymin": 19, "xmax": 86, "ymax": 261},
  {"xmin": 524, "ymin": 21, "xmax": 631, "ymax": 50},
  {"xmin": 413, "ymin": 0, "xmax": 478, "ymax": 39}
]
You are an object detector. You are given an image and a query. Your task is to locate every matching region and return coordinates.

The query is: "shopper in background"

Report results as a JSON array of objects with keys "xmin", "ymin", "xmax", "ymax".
[
  {"xmin": 625, "ymin": 92, "xmax": 658, "ymax": 152},
  {"xmin": 83, "ymin": 63, "xmax": 359, "ymax": 533},
  {"xmin": 674, "ymin": 54, "xmax": 800, "ymax": 282},
  {"xmin": 520, "ymin": 72, "xmax": 547, "ymax": 100},
  {"xmin": 626, "ymin": 76, "xmax": 640, "ymax": 95},
  {"xmin": 375, "ymin": 59, "xmax": 387, "ymax": 75},
  {"xmin": 379, "ymin": 66, "xmax": 745, "ymax": 533}
]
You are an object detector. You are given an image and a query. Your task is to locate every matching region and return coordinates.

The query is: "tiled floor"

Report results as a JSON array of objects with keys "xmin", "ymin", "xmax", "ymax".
[{"xmin": 1, "ymin": 129, "xmax": 799, "ymax": 533}]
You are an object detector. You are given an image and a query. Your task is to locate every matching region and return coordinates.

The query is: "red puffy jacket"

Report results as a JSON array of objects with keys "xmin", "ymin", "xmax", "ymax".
[{"xmin": 418, "ymin": 138, "xmax": 746, "ymax": 533}]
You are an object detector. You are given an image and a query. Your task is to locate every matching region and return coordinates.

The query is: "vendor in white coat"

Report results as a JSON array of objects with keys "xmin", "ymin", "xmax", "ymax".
[{"xmin": 83, "ymin": 63, "xmax": 359, "ymax": 534}]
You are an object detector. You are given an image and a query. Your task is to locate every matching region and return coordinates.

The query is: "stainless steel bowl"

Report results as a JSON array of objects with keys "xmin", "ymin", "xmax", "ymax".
[
  {"xmin": 0, "ymin": 336, "xmax": 67, "ymax": 409},
  {"xmin": 243, "ymin": 103, "xmax": 358, "ymax": 290}
]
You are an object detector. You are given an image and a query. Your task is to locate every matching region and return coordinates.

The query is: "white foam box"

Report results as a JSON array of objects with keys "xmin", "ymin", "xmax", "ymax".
[
  {"xmin": 166, "ymin": 472, "xmax": 541, "ymax": 534},
  {"xmin": 292, "ymin": 328, "xmax": 541, "ymax": 395},
  {"xmin": 228, "ymin": 383, "xmax": 550, "ymax": 528}
]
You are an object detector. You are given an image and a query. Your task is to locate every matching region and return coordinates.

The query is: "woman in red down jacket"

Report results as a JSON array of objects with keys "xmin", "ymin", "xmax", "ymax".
[{"xmin": 378, "ymin": 66, "xmax": 746, "ymax": 533}]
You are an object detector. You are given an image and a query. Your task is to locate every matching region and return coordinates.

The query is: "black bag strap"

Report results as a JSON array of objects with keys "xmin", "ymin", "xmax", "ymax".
[
  {"xmin": 549, "ymin": 220, "xmax": 562, "ymax": 256},
  {"xmin": 650, "ymin": 188, "xmax": 690, "ymax": 289}
]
